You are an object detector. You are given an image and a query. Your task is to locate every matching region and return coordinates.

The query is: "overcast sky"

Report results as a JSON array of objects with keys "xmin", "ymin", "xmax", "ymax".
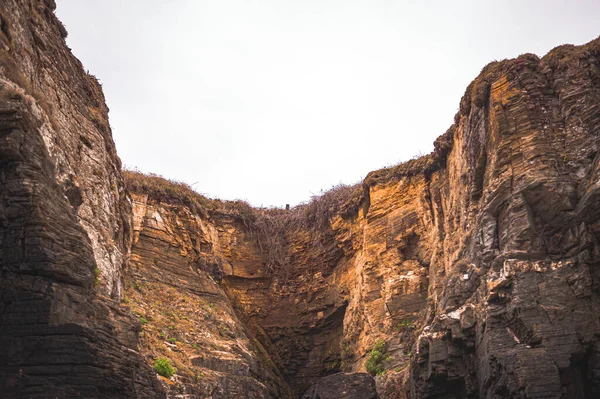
[{"xmin": 55, "ymin": 1, "xmax": 599, "ymax": 207}]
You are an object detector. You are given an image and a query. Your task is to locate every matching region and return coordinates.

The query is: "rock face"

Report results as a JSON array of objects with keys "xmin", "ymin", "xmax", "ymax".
[
  {"xmin": 124, "ymin": 38, "xmax": 600, "ymax": 399},
  {"xmin": 301, "ymin": 372, "xmax": 378, "ymax": 399},
  {"xmin": 403, "ymin": 40, "xmax": 600, "ymax": 399},
  {"xmin": 0, "ymin": 1, "xmax": 159, "ymax": 397},
  {"xmin": 124, "ymin": 190, "xmax": 294, "ymax": 398},
  {"xmin": 2, "ymin": 2, "xmax": 600, "ymax": 398}
]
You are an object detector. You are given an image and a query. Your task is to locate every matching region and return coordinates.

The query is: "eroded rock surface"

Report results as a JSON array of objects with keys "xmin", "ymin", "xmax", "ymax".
[
  {"xmin": 124, "ymin": 38, "xmax": 600, "ymax": 399},
  {"xmin": 124, "ymin": 192, "xmax": 293, "ymax": 398},
  {"xmin": 301, "ymin": 372, "xmax": 378, "ymax": 399},
  {"xmin": 0, "ymin": 1, "xmax": 159, "ymax": 397},
  {"xmin": 2, "ymin": 1, "xmax": 600, "ymax": 398}
]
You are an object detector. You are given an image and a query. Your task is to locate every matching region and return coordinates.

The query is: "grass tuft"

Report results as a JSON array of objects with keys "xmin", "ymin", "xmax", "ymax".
[{"xmin": 154, "ymin": 357, "xmax": 175, "ymax": 378}]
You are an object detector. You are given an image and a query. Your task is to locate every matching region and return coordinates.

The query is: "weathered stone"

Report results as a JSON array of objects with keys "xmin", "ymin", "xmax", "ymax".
[
  {"xmin": 2, "ymin": 1, "xmax": 600, "ymax": 398},
  {"xmin": 301, "ymin": 372, "xmax": 378, "ymax": 399},
  {"xmin": 0, "ymin": 1, "xmax": 158, "ymax": 397},
  {"xmin": 124, "ymin": 38, "xmax": 600, "ymax": 398}
]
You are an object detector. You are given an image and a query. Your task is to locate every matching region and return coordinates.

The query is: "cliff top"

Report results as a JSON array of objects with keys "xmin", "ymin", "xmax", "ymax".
[{"xmin": 125, "ymin": 36, "xmax": 600, "ymax": 227}]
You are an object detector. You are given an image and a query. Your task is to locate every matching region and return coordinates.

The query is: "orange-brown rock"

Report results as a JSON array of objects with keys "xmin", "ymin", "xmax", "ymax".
[
  {"xmin": 124, "ymin": 38, "xmax": 600, "ymax": 398},
  {"xmin": 2, "ymin": 1, "xmax": 600, "ymax": 398},
  {"xmin": 124, "ymin": 191, "xmax": 294, "ymax": 398}
]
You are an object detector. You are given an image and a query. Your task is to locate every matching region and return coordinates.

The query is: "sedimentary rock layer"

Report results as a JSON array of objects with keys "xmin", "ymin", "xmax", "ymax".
[
  {"xmin": 125, "ymin": 38, "xmax": 600, "ymax": 399},
  {"xmin": 0, "ymin": 1, "xmax": 159, "ymax": 397},
  {"xmin": 125, "ymin": 192, "xmax": 294, "ymax": 398},
  {"xmin": 2, "ymin": 1, "xmax": 600, "ymax": 398}
]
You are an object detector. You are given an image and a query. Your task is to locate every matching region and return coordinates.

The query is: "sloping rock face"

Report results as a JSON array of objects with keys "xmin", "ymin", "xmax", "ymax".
[
  {"xmin": 124, "ymin": 191, "xmax": 294, "ymax": 398},
  {"xmin": 0, "ymin": 1, "xmax": 160, "ymax": 397}
]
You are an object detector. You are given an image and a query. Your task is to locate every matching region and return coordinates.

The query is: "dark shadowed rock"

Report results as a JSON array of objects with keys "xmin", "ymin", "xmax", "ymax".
[
  {"xmin": 301, "ymin": 373, "xmax": 378, "ymax": 399},
  {"xmin": 0, "ymin": 1, "xmax": 159, "ymax": 397}
]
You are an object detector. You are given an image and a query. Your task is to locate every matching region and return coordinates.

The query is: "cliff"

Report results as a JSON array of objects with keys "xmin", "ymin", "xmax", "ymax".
[
  {"xmin": 123, "ymin": 38, "xmax": 600, "ymax": 399},
  {"xmin": 0, "ymin": 1, "xmax": 159, "ymax": 397},
  {"xmin": 1, "ymin": 1, "xmax": 600, "ymax": 398}
]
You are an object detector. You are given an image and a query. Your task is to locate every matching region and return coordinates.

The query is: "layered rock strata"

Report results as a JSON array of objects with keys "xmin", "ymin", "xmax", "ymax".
[
  {"xmin": 125, "ymin": 38, "xmax": 600, "ymax": 399},
  {"xmin": 2, "ymin": 1, "xmax": 600, "ymax": 398},
  {"xmin": 124, "ymin": 191, "xmax": 294, "ymax": 398},
  {"xmin": 0, "ymin": 1, "xmax": 159, "ymax": 397}
]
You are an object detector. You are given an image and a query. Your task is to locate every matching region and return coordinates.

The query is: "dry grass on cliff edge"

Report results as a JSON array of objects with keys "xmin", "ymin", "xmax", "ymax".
[{"xmin": 124, "ymin": 170, "xmax": 361, "ymax": 278}]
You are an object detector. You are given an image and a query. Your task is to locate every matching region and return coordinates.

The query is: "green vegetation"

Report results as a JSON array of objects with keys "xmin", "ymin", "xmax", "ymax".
[
  {"xmin": 396, "ymin": 319, "xmax": 414, "ymax": 331},
  {"xmin": 154, "ymin": 357, "xmax": 175, "ymax": 378},
  {"xmin": 139, "ymin": 317, "xmax": 148, "ymax": 325},
  {"xmin": 94, "ymin": 268, "xmax": 101, "ymax": 287},
  {"xmin": 168, "ymin": 338, "xmax": 177, "ymax": 344},
  {"xmin": 366, "ymin": 339, "xmax": 388, "ymax": 376}
]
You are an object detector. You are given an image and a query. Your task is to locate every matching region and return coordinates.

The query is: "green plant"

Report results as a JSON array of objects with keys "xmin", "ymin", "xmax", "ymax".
[
  {"xmin": 373, "ymin": 339, "xmax": 386, "ymax": 353},
  {"xmin": 94, "ymin": 268, "xmax": 101, "ymax": 286},
  {"xmin": 366, "ymin": 339, "xmax": 387, "ymax": 376},
  {"xmin": 154, "ymin": 357, "xmax": 175, "ymax": 378},
  {"xmin": 139, "ymin": 317, "xmax": 148, "ymax": 325},
  {"xmin": 397, "ymin": 319, "xmax": 413, "ymax": 330},
  {"xmin": 168, "ymin": 338, "xmax": 177, "ymax": 344}
]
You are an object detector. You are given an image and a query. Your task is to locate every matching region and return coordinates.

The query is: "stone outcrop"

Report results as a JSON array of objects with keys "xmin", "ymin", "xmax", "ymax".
[
  {"xmin": 124, "ymin": 191, "xmax": 294, "ymax": 398},
  {"xmin": 2, "ymin": 1, "xmax": 600, "ymax": 398},
  {"xmin": 0, "ymin": 1, "xmax": 159, "ymax": 397},
  {"xmin": 301, "ymin": 372, "xmax": 378, "ymax": 398},
  {"xmin": 403, "ymin": 39, "xmax": 600, "ymax": 399},
  {"xmin": 124, "ymin": 38, "xmax": 600, "ymax": 399}
]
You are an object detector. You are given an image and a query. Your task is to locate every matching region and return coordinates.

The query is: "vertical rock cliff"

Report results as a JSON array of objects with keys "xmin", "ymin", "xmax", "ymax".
[
  {"xmin": 0, "ymin": 1, "xmax": 159, "ymax": 397},
  {"xmin": 1, "ymin": 2, "xmax": 600, "ymax": 398},
  {"xmin": 405, "ymin": 40, "xmax": 600, "ymax": 399}
]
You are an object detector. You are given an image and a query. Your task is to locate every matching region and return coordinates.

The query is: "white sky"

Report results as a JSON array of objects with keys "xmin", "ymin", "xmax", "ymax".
[{"xmin": 55, "ymin": 1, "xmax": 600, "ymax": 207}]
